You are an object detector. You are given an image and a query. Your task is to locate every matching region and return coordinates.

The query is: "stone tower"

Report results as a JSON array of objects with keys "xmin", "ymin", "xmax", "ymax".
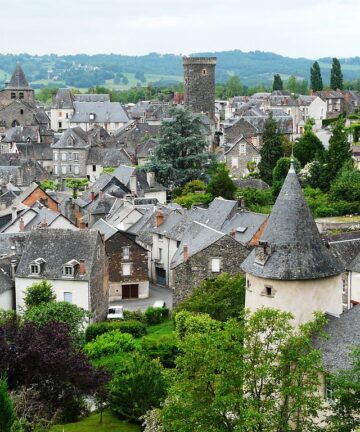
[
  {"xmin": 241, "ymin": 162, "xmax": 343, "ymax": 326},
  {"xmin": 0, "ymin": 64, "xmax": 35, "ymax": 108},
  {"xmin": 183, "ymin": 57, "xmax": 216, "ymax": 118}
]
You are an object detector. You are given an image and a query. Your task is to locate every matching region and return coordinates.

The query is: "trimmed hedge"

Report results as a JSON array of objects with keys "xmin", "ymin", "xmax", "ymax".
[
  {"xmin": 141, "ymin": 336, "xmax": 178, "ymax": 368},
  {"xmin": 145, "ymin": 307, "xmax": 169, "ymax": 325},
  {"xmin": 123, "ymin": 310, "xmax": 147, "ymax": 323},
  {"xmin": 85, "ymin": 319, "xmax": 147, "ymax": 342}
]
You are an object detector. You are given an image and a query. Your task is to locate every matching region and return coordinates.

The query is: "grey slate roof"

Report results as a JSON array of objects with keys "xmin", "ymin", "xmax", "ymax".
[
  {"xmin": 92, "ymin": 218, "xmax": 118, "ymax": 241},
  {"xmin": 16, "ymin": 143, "xmax": 53, "ymax": 161},
  {"xmin": 87, "ymin": 148, "xmax": 132, "ymax": 167},
  {"xmin": 6, "ymin": 64, "xmax": 31, "ymax": 90},
  {"xmin": 16, "ymin": 228, "xmax": 99, "ymax": 281},
  {"xmin": 74, "ymin": 94, "xmax": 110, "ymax": 103},
  {"xmin": 313, "ymin": 306, "xmax": 360, "ymax": 372},
  {"xmin": 221, "ymin": 211, "xmax": 268, "ymax": 245},
  {"xmin": 0, "ymin": 232, "xmax": 29, "ymax": 255},
  {"xmin": 241, "ymin": 164, "xmax": 343, "ymax": 280},
  {"xmin": 0, "ymin": 259, "xmax": 13, "ymax": 294},
  {"xmin": 51, "ymin": 127, "xmax": 89, "ymax": 149},
  {"xmin": 53, "ymin": 88, "xmax": 74, "ymax": 109},
  {"xmin": 234, "ymin": 178, "xmax": 270, "ymax": 190},
  {"xmin": 71, "ymin": 101, "xmax": 129, "ymax": 124},
  {"xmin": 1, "ymin": 126, "xmax": 39, "ymax": 143},
  {"xmin": 328, "ymin": 233, "xmax": 360, "ymax": 269}
]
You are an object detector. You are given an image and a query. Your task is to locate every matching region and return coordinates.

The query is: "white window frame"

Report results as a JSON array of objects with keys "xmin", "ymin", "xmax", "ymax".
[
  {"xmin": 73, "ymin": 152, "xmax": 79, "ymax": 161},
  {"xmin": 53, "ymin": 151, "xmax": 58, "ymax": 161},
  {"xmin": 74, "ymin": 165, "xmax": 80, "ymax": 175},
  {"xmin": 123, "ymin": 246, "xmax": 130, "ymax": 260},
  {"xmin": 63, "ymin": 265, "xmax": 74, "ymax": 277},
  {"xmin": 239, "ymin": 143, "xmax": 246, "ymax": 154},
  {"xmin": 61, "ymin": 152, "xmax": 67, "ymax": 161},
  {"xmin": 61, "ymin": 165, "xmax": 66, "ymax": 175},
  {"xmin": 64, "ymin": 292, "xmax": 73, "ymax": 303},
  {"xmin": 211, "ymin": 258, "xmax": 221, "ymax": 273},
  {"xmin": 122, "ymin": 262, "xmax": 131, "ymax": 276},
  {"xmin": 30, "ymin": 264, "xmax": 40, "ymax": 275},
  {"xmin": 54, "ymin": 165, "xmax": 58, "ymax": 175}
]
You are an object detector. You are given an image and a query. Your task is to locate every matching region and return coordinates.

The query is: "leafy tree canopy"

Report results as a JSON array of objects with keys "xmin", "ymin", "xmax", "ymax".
[
  {"xmin": 328, "ymin": 118, "xmax": 352, "ymax": 180},
  {"xmin": 39, "ymin": 179, "xmax": 56, "ymax": 192},
  {"xmin": 330, "ymin": 57, "xmax": 344, "ymax": 90},
  {"xmin": 65, "ymin": 178, "xmax": 89, "ymax": 199},
  {"xmin": 272, "ymin": 73, "xmax": 283, "ymax": 91},
  {"xmin": 294, "ymin": 119, "xmax": 325, "ymax": 166},
  {"xmin": 23, "ymin": 279, "xmax": 56, "ymax": 311},
  {"xmin": 206, "ymin": 163, "xmax": 237, "ymax": 200}
]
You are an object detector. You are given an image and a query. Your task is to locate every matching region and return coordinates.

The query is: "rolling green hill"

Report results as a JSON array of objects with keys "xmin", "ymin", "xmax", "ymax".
[{"xmin": 0, "ymin": 51, "xmax": 359, "ymax": 90}]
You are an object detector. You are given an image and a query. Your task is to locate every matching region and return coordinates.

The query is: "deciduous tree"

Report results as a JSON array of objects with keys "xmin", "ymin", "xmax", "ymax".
[{"xmin": 23, "ymin": 280, "xmax": 56, "ymax": 311}]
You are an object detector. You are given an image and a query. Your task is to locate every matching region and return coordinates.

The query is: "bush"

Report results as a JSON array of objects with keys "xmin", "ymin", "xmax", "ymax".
[
  {"xmin": 85, "ymin": 320, "xmax": 147, "ymax": 342},
  {"xmin": 145, "ymin": 307, "xmax": 169, "ymax": 325},
  {"xmin": 84, "ymin": 331, "xmax": 138, "ymax": 359},
  {"xmin": 141, "ymin": 336, "xmax": 178, "ymax": 368},
  {"xmin": 123, "ymin": 310, "xmax": 147, "ymax": 324},
  {"xmin": 174, "ymin": 192, "xmax": 212, "ymax": 209}
]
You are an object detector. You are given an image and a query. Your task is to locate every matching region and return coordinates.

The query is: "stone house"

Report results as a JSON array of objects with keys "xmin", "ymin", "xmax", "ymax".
[
  {"xmin": 15, "ymin": 228, "xmax": 108, "ymax": 321},
  {"xmin": 224, "ymin": 136, "xmax": 260, "ymax": 178},
  {"xmin": 297, "ymin": 96, "xmax": 327, "ymax": 131},
  {"xmin": 224, "ymin": 118, "xmax": 260, "ymax": 147},
  {"xmin": 93, "ymin": 220, "xmax": 149, "ymax": 301},
  {"xmin": 315, "ymin": 90, "xmax": 344, "ymax": 118}
]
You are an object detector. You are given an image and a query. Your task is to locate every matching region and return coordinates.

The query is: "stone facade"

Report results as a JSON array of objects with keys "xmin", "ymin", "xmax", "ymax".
[
  {"xmin": 0, "ymin": 100, "xmax": 37, "ymax": 128},
  {"xmin": 0, "ymin": 88, "xmax": 34, "ymax": 108},
  {"xmin": 172, "ymin": 235, "xmax": 250, "ymax": 306},
  {"xmin": 224, "ymin": 118, "xmax": 259, "ymax": 145},
  {"xmin": 52, "ymin": 148, "xmax": 88, "ymax": 179},
  {"xmin": 183, "ymin": 57, "xmax": 216, "ymax": 118},
  {"xmin": 225, "ymin": 137, "xmax": 261, "ymax": 178},
  {"xmin": 106, "ymin": 231, "xmax": 149, "ymax": 301}
]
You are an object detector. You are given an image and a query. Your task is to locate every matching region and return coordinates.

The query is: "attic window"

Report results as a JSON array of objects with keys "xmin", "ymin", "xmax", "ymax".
[
  {"xmin": 89, "ymin": 113, "xmax": 96, "ymax": 121},
  {"xmin": 30, "ymin": 264, "xmax": 40, "ymax": 275},
  {"xmin": 63, "ymin": 266, "xmax": 74, "ymax": 277},
  {"xmin": 236, "ymin": 226, "xmax": 248, "ymax": 233},
  {"xmin": 67, "ymin": 136, "xmax": 74, "ymax": 146},
  {"xmin": 19, "ymin": 92, "xmax": 24, "ymax": 99}
]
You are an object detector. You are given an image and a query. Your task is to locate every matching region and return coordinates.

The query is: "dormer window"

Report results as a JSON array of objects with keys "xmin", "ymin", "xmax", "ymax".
[
  {"xmin": 29, "ymin": 257, "xmax": 46, "ymax": 276},
  {"xmin": 89, "ymin": 113, "xmax": 96, "ymax": 121},
  {"xmin": 62, "ymin": 259, "xmax": 79, "ymax": 278},
  {"xmin": 67, "ymin": 136, "xmax": 74, "ymax": 147}
]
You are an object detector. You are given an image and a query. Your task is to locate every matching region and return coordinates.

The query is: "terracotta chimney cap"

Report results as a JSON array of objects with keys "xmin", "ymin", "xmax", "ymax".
[
  {"xmin": 183, "ymin": 244, "xmax": 189, "ymax": 262},
  {"xmin": 79, "ymin": 259, "xmax": 86, "ymax": 276},
  {"xmin": 155, "ymin": 208, "xmax": 165, "ymax": 227}
]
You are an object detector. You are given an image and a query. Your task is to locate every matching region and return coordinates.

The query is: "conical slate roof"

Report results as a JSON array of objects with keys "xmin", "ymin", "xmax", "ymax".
[
  {"xmin": 241, "ymin": 163, "xmax": 343, "ymax": 280},
  {"xmin": 6, "ymin": 64, "xmax": 31, "ymax": 90}
]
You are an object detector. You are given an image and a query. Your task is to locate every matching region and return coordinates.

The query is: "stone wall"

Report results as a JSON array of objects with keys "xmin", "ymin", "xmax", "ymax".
[
  {"xmin": 172, "ymin": 235, "xmax": 250, "ymax": 306},
  {"xmin": 183, "ymin": 57, "xmax": 216, "ymax": 118},
  {"xmin": 0, "ymin": 100, "xmax": 36, "ymax": 128},
  {"xmin": 0, "ymin": 89, "xmax": 35, "ymax": 108},
  {"xmin": 90, "ymin": 233, "xmax": 109, "ymax": 322},
  {"xmin": 225, "ymin": 139, "xmax": 260, "ymax": 178}
]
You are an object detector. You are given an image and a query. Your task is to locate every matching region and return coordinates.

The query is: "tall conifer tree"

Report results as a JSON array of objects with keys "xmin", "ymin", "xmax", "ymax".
[
  {"xmin": 330, "ymin": 58, "xmax": 344, "ymax": 90},
  {"xmin": 272, "ymin": 74, "xmax": 283, "ymax": 91},
  {"xmin": 310, "ymin": 61, "xmax": 323, "ymax": 91}
]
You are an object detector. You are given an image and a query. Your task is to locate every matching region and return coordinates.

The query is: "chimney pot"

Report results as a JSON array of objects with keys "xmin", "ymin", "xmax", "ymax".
[
  {"xmin": 79, "ymin": 219, "xmax": 86, "ymax": 230},
  {"xmin": 230, "ymin": 228, "xmax": 236, "ymax": 238},
  {"xmin": 183, "ymin": 244, "xmax": 189, "ymax": 262},
  {"xmin": 19, "ymin": 218, "xmax": 25, "ymax": 232},
  {"xmin": 90, "ymin": 191, "xmax": 95, "ymax": 201},
  {"xmin": 79, "ymin": 259, "xmax": 86, "ymax": 276},
  {"xmin": 11, "ymin": 206, "xmax": 17, "ymax": 222}
]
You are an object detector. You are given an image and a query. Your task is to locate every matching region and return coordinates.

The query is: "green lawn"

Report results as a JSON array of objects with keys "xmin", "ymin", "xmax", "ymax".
[
  {"xmin": 51, "ymin": 410, "xmax": 140, "ymax": 432},
  {"xmin": 144, "ymin": 319, "xmax": 175, "ymax": 341}
]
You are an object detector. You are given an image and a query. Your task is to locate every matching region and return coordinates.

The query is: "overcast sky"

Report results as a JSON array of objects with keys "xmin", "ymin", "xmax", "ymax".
[{"xmin": 1, "ymin": 0, "xmax": 359, "ymax": 59}]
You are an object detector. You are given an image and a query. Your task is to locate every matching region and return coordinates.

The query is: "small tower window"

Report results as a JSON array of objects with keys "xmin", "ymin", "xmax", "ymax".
[
  {"xmin": 20, "ymin": 109, "xmax": 24, "ymax": 115},
  {"xmin": 11, "ymin": 92, "xmax": 16, "ymax": 99},
  {"xmin": 202, "ymin": 68, "xmax": 208, "ymax": 76},
  {"xmin": 19, "ymin": 92, "xmax": 24, "ymax": 99},
  {"xmin": 265, "ymin": 286, "xmax": 273, "ymax": 297}
]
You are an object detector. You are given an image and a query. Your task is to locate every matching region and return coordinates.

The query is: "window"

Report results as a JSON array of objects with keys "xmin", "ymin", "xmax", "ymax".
[
  {"xmin": 231, "ymin": 156, "xmax": 238, "ymax": 168},
  {"xmin": 61, "ymin": 165, "xmax": 66, "ymax": 175},
  {"xmin": 123, "ymin": 246, "xmax": 130, "ymax": 260},
  {"xmin": 64, "ymin": 292, "xmax": 73, "ymax": 303},
  {"xmin": 239, "ymin": 143, "xmax": 246, "ymax": 154},
  {"xmin": 59, "ymin": 111, "xmax": 62, "ymax": 117},
  {"xmin": 19, "ymin": 92, "xmax": 24, "ymax": 99},
  {"xmin": 89, "ymin": 113, "xmax": 95, "ymax": 121},
  {"xmin": 58, "ymin": 121, "xmax": 62, "ymax": 128},
  {"xmin": 211, "ymin": 258, "xmax": 221, "ymax": 273},
  {"xmin": 177, "ymin": 240, "xmax": 181, "ymax": 248},
  {"xmin": 68, "ymin": 165, "xmax": 72, "ymax": 173},
  {"xmin": 246, "ymin": 279, "xmax": 250, "ymax": 289},
  {"xmin": 67, "ymin": 137, "xmax": 74, "ymax": 146},
  {"xmin": 66, "ymin": 113, "xmax": 69, "ymax": 119},
  {"xmin": 30, "ymin": 264, "xmax": 40, "ymax": 275},
  {"xmin": 122, "ymin": 263, "xmax": 131, "ymax": 276},
  {"xmin": 158, "ymin": 248, "xmax": 163, "ymax": 261},
  {"xmin": 92, "ymin": 165, "xmax": 96, "ymax": 172},
  {"xmin": 68, "ymin": 152, "xmax": 72, "ymax": 161},
  {"xmin": 54, "ymin": 165, "xmax": 58, "ymax": 175},
  {"xmin": 265, "ymin": 286, "xmax": 273, "ymax": 297},
  {"xmin": 342, "ymin": 279, "xmax": 346, "ymax": 294},
  {"xmin": 74, "ymin": 165, "xmax": 79, "ymax": 175},
  {"xmin": 73, "ymin": 152, "xmax": 79, "ymax": 161},
  {"xmin": 325, "ymin": 378, "xmax": 333, "ymax": 402},
  {"xmin": 63, "ymin": 266, "xmax": 74, "ymax": 277},
  {"xmin": 54, "ymin": 151, "xmax": 58, "ymax": 161},
  {"xmin": 11, "ymin": 92, "xmax": 16, "ymax": 99},
  {"xmin": 202, "ymin": 68, "xmax": 208, "ymax": 76},
  {"xmin": 20, "ymin": 109, "xmax": 24, "ymax": 115},
  {"xmin": 61, "ymin": 153, "xmax": 67, "ymax": 161},
  {"xmin": 158, "ymin": 234, "xmax": 163, "ymax": 240}
]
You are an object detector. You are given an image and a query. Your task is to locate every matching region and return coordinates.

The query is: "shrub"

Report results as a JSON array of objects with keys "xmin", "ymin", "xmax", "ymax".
[
  {"xmin": 145, "ymin": 307, "xmax": 169, "ymax": 325},
  {"xmin": 85, "ymin": 320, "xmax": 147, "ymax": 342},
  {"xmin": 123, "ymin": 310, "xmax": 147, "ymax": 324},
  {"xmin": 84, "ymin": 331, "xmax": 137, "ymax": 359},
  {"xmin": 174, "ymin": 192, "xmax": 212, "ymax": 209},
  {"xmin": 141, "ymin": 336, "xmax": 178, "ymax": 368}
]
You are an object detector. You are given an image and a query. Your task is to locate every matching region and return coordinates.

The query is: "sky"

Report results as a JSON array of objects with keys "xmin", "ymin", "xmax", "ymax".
[{"xmin": 1, "ymin": 0, "xmax": 359, "ymax": 59}]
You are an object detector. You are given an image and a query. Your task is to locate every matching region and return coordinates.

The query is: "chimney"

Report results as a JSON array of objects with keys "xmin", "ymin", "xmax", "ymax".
[
  {"xmin": 230, "ymin": 228, "xmax": 236, "ymax": 238},
  {"xmin": 10, "ymin": 259, "xmax": 17, "ymax": 279},
  {"xmin": 41, "ymin": 217, "xmax": 48, "ymax": 228},
  {"xmin": 19, "ymin": 218, "xmax": 25, "ymax": 232},
  {"xmin": 130, "ymin": 174, "xmax": 137, "ymax": 196},
  {"xmin": 79, "ymin": 259, "xmax": 86, "ymax": 276},
  {"xmin": 183, "ymin": 244, "xmax": 189, "ymax": 262},
  {"xmin": 79, "ymin": 219, "xmax": 86, "ymax": 230},
  {"xmin": 11, "ymin": 206, "xmax": 17, "ymax": 222},
  {"xmin": 99, "ymin": 190, "xmax": 104, "ymax": 199},
  {"xmin": 309, "ymin": 88, "xmax": 314, "ymax": 96},
  {"xmin": 90, "ymin": 191, "xmax": 95, "ymax": 201},
  {"xmin": 155, "ymin": 209, "xmax": 165, "ymax": 227},
  {"xmin": 146, "ymin": 172, "xmax": 155, "ymax": 188}
]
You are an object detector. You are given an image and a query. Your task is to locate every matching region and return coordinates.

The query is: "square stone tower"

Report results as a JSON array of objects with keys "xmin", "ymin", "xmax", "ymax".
[{"xmin": 183, "ymin": 57, "xmax": 216, "ymax": 118}]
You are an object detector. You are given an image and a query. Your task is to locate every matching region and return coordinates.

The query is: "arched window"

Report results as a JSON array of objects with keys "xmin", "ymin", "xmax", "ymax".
[{"xmin": 12, "ymin": 120, "xmax": 19, "ymax": 127}]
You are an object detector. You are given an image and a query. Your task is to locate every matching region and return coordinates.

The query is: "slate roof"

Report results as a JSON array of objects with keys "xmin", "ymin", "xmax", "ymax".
[
  {"xmin": 0, "ymin": 259, "xmax": 13, "ymax": 294},
  {"xmin": 74, "ymin": 94, "xmax": 110, "ymax": 103},
  {"xmin": 53, "ymin": 88, "xmax": 74, "ymax": 109},
  {"xmin": 328, "ymin": 233, "xmax": 360, "ymax": 268},
  {"xmin": 87, "ymin": 148, "xmax": 132, "ymax": 167},
  {"xmin": 71, "ymin": 101, "xmax": 129, "ymax": 123},
  {"xmin": 241, "ymin": 164, "xmax": 343, "ymax": 280},
  {"xmin": 1, "ymin": 126, "xmax": 39, "ymax": 143},
  {"xmin": 0, "ymin": 232, "xmax": 29, "ymax": 255},
  {"xmin": 234, "ymin": 178, "xmax": 270, "ymax": 190},
  {"xmin": 313, "ymin": 306, "xmax": 360, "ymax": 372},
  {"xmin": 51, "ymin": 127, "xmax": 89, "ymax": 149},
  {"xmin": 6, "ymin": 64, "xmax": 31, "ymax": 90},
  {"xmin": 92, "ymin": 218, "xmax": 118, "ymax": 241},
  {"xmin": 298, "ymin": 95, "xmax": 318, "ymax": 106},
  {"xmin": 16, "ymin": 229, "xmax": 100, "ymax": 281},
  {"xmin": 16, "ymin": 143, "xmax": 53, "ymax": 160},
  {"xmin": 221, "ymin": 211, "xmax": 268, "ymax": 245}
]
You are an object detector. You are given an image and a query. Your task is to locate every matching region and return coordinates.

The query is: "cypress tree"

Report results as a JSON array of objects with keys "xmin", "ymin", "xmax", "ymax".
[
  {"xmin": 330, "ymin": 58, "xmax": 343, "ymax": 90},
  {"xmin": 310, "ymin": 61, "xmax": 323, "ymax": 92},
  {"xmin": 258, "ymin": 113, "xmax": 283, "ymax": 184},
  {"xmin": 328, "ymin": 118, "xmax": 351, "ymax": 180},
  {"xmin": 272, "ymin": 74, "xmax": 283, "ymax": 91}
]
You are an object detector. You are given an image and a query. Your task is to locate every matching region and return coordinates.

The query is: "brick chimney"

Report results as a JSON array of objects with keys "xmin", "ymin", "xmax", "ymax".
[
  {"xmin": 19, "ymin": 218, "xmax": 25, "ymax": 232},
  {"xmin": 155, "ymin": 209, "xmax": 165, "ymax": 227},
  {"xmin": 11, "ymin": 206, "xmax": 17, "ymax": 222},
  {"xmin": 230, "ymin": 228, "xmax": 236, "ymax": 238},
  {"xmin": 79, "ymin": 219, "xmax": 86, "ymax": 230},
  {"xmin": 90, "ymin": 191, "xmax": 95, "ymax": 201},
  {"xmin": 79, "ymin": 259, "xmax": 86, "ymax": 276},
  {"xmin": 183, "ymin": 244, "xmax": 189, "ymax": 262}
]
